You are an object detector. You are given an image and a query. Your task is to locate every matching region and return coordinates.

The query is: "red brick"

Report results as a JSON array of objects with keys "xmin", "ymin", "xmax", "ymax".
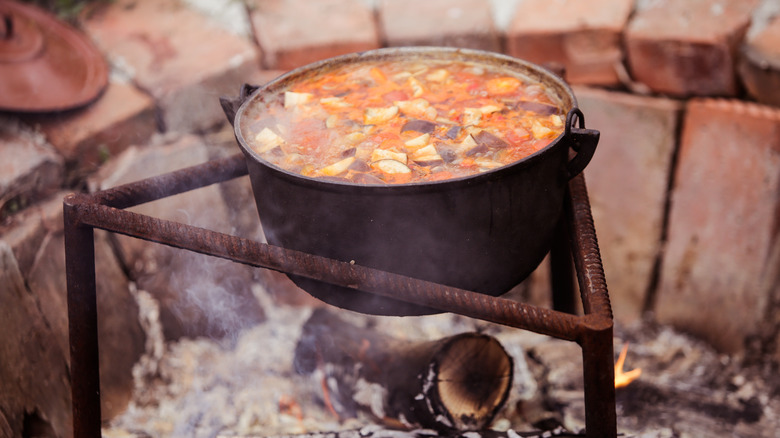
[
  {"xmin": 30, "ymin": 80, "xmax": 156, "ymax": 178},
  {"xmin": 84, "ymin": 0, "xmax": 262, "ymax": 132},
  {"xmin": 378, "ymin": 0, "xmax": 500, "ymax": 52},
  {"xmin": 739, "ymin": 13, "xmax": 780, "ymax": 106},
  {"xmin": 656, "ymin": 99, "xmax": 780, "ymax": 353},
  {"xmin": 506, "ymin": 0, "xmax": 633, "ymax": 86},
  {"xmin": 625, "ymin": 0, "xmax": 760, "ymax": 97},
  {"xmin": 249, "ymin": 0, "xmax": 380, "ymax": 70},
  {"xmin": 573, "ymin": 86, "xmax": 682, "ymax": 323}
]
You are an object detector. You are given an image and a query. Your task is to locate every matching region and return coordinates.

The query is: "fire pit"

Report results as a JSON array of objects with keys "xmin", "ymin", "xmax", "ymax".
[{"xmin": 64, "ymin": 152, "xmax": 615, "ymax": 437}]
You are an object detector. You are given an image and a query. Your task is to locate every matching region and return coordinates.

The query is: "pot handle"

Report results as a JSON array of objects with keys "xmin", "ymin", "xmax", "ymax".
[
  {"xmin": 219, "ymin": 83, "xmax": 261, "ymax": 127},
  {"xmin": 565, "ymin": 107, "xmax": 599, "ymax": 179}
]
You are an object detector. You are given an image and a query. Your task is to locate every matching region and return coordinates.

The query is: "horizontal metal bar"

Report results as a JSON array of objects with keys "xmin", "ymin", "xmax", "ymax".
[
  {"xmin": 90, "ymin": 153, "xmax": 247, "ymax": 209},
  {"xmin": 65, "ymin": 193, "xmax": 585, "ymax": 341}
]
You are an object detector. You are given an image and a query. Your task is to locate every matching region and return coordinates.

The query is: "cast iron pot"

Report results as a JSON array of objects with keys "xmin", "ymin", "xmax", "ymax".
[{"xmin": 222, "ymin": 47, "xmax": 599, "ymax": 316}]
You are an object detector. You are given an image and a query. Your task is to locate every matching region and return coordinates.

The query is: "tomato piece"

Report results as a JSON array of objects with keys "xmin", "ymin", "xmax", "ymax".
[
  {"xmin": 427, "ymin": 171, "xmax": 454, "ymax": 181},
  {"xmin": 506, "ymin": 128, "xmax": 531, "ymax": 145},
  {"xmin": 383, "ymin": 90, "xmax": 409, "ymax": 103}
]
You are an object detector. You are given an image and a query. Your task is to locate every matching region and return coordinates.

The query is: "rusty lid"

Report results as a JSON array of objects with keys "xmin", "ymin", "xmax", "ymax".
[{"xmin": 0, "ymin": 0, "xmax": 108, "ymax": 112}]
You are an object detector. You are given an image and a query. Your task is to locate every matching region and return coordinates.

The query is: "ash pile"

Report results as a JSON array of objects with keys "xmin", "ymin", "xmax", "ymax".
[{"xmin": 104, "ymin": 281, "xmax": 780, "ymax": 438}]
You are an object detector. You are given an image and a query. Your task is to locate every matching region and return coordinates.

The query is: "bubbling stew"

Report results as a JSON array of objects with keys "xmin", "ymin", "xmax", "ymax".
[{"xmin": 243, "ymin": 59, "xmax": 565, "ymax": 184}]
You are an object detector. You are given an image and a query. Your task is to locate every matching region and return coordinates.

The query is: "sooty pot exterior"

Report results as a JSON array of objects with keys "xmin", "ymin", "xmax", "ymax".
[{"xmin": 222, "ymin": 47, "xmax": 599, "ymax": 316}]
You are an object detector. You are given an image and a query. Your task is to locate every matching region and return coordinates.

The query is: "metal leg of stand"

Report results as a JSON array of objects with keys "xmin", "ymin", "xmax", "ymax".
[
  {"xmin": 581, "ymin": 318, "xmax": 616, "ymax": 438},
  {"xmin": 64, "ymin": 196, "xmax": 102, "ymax": 438},
  {"xmin": 564, "ymin": 175, "xmax": 617, "ymax": 438}
]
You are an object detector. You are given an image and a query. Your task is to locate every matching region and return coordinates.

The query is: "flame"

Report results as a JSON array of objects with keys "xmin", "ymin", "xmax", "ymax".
[{"xmin": 614, "ymin": 343, "xmax": 642, "ymax": 388}]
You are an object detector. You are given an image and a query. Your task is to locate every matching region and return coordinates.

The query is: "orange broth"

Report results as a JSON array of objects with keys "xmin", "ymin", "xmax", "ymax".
[{"xmin": 244, "ymin": 60, "xmax": 565, "ymax": 184}]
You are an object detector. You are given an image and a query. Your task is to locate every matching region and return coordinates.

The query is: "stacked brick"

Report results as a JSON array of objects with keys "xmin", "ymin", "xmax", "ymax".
[{"xmin": 2, "ymin": 1, "xmax": 780, "ymax": 433}]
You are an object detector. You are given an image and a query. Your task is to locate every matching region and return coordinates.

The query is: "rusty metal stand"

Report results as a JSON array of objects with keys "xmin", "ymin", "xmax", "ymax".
[{"xmin": 64, "ymin": 154, "xmax": 615, "ymax": 438}]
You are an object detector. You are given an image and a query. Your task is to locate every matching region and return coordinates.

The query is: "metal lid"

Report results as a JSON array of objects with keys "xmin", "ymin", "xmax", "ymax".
[{"xmin": 0, "ymin": 0, "xmax": 108, "ymax": 112}]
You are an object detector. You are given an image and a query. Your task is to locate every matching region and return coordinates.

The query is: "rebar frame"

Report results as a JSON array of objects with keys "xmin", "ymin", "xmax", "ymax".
[{"xmin": 64, "ymin": 153, "xmax": 616, "ymax": 438}]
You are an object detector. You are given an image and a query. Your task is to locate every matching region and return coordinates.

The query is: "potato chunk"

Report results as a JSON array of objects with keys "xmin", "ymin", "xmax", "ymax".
[
  {"xmin": 371, "ymin": 148, "xmax": 407, "ymax": 164},
  {"xmin": 253, "ymin": 127, "xmax": 285, "ymax": 154},
  {"xmin": 364, "ymin": 106, "xmax": 399, "ymax": 125},
  {"xmin": 284, "ymin": 91, "xmax": 313, "ymax": 108},
  {"xmin": 318, "ymin": 156, "xmax": 356, "ymax": 176}
]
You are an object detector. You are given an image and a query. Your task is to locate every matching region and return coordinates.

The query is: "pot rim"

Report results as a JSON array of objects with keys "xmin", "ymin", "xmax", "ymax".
[{"xmin": 234, "ymin": 46, "xmax": 580, "ymax": 193}]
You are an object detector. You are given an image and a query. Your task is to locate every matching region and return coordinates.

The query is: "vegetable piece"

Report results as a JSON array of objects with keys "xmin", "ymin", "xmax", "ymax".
[
  {"xmin": 425, "ymin": 69, "xmax": 449, "ymax": 82},
  {"xmin": 475, "ymin": 157, "xmax": 504, "ymax": 171},
  {"xmin": 457, "ymin": 134, "xmax": 487, "ymax": 157},
  {"xmin": 407, "ymin": 76, "xmax": 424, "ymax": 97},
  {"xmin": 344, "ymin": 132, "xmax": 367, "ymax": 144},
  {"xmin": 438, "ymin": 148, "xmax": 457, "ymax": 163},
  {"xmin": 486, "ymin": 77, "xmax": 521, "ymax": 94},
  {"xmin": 370, "ymin": 67, "xmax": 388, "ymax": 84},
  {"xmin": 364, "ymin": 106, "xmax": 399, "ymax": 125},
  {"xmin": 348, "ymin": 159, "xmax": 371, "ymax": 172},
  {"xmin": 462, "ymin": 108, "xmax": 482, "ymax": 126},
  {"xmin": 410, "ymin": 144, "xmax": 443, "ymax": 166},
  {"xmin": 474, "ymin": 131, "xmax": 509, "ymax": 149},
  {"xmin": 479, "ymin": 105, "xmax": 503, "ymax": 115},
  {"xmin": 320, "ymin": 96, "xmax": 351, "ymax": 108},
  {"xmin": 371, "ymin": 148, "xmax": 407, "ymax": 164},
  {"xmin": 372, "ymin": 159, "xmax": 412, "ymax": 183},
  {"xmin": 284, "ymin": 91, "xmax": 314, "ymax": 108},
  {"xmin": 352, "ymin": 172, "xmax": 385, "ymax": 184},
  {"xmin": 401, "ymin": 119, "xmax": 436, "ymax": 134},
  {"xmin": 515, "ymin": 101, "xmax": 558, "ymax": 116},
  {"xmin": 395, "ymin": 99, "xmax": 437, "ymax": 120},
  {"xmin": 319, "ymin": 156, "xmax": 356, "ymax": 176},
  {"xmin": 253, "ymin": 127, "xmax": 285, "ymax": 153},
  {"xmin": 444, "ymin": 126, "xmax": 461, "ymax": 139},
  {"xmin": 531, "ymin": 120, "xmax": 556, "ymax": 139},
  {"xmin": 404, "ymin": 133, "xmax": 431, "ymax": 152}
]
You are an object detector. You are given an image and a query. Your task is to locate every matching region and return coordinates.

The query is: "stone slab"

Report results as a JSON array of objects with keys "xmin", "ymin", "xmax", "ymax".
[
  {"xmin": 0, "ymin": 190, "xmax": 69, "ymax": 283},
  {"xmin": 28, "ymin": 80, "xmax": 156, "ymax": 180},
  {"xmin": 26, "ymin": 225, "xmax": 146, "ymax": 420},
  {"xmin": 656, "ymin": 98, "xmax": 780, "ymax": 353},
  {"xmin": 0, "ymin": 241, "xmax": 71, "ymax": 438},
  {"xmin": 0, "ymin": 117, "xmax": 64, "ymax": 219},
  {"xmin": 378, "ymin": 0, "xmax": 501, "ymax": 52},
  {"xmin": 506, "ymin": 0, "xmax": 633, "ymax": 86},
  {"xmin": 84, "ymin": 0, "xmax": 262, "ymax": 132},
  {"xmin": 250, "ymin": 0, "xmax": 380, "ymax": 70},
  {"xmin": 625, "ymin": 0, "xmax": 761, "ymax": 97}
]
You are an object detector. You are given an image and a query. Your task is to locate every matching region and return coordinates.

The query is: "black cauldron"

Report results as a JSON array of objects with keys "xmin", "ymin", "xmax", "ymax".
[{"xmin": 222, "ymin": 47, "xmax": 599, "ymax": 316}]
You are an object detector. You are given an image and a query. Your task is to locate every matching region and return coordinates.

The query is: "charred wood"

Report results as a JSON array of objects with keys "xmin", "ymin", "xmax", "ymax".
[{"xmin": 294, "ymin": 309, "xmax": 514, "ymax": 432}]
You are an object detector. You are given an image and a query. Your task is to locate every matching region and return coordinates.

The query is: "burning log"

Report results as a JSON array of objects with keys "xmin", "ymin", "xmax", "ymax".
[{"xmin": 294, "ymin": 309, "xmax": 514, "ymax": 431}]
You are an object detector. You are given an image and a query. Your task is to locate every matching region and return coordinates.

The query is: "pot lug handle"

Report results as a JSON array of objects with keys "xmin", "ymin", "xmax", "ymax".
[
  {"xmin": 220, "ymin": 83, "xmax": 261, "ymax": 127},
  {"xmin": 565, "ymin": 107, "xmax": 599, "ymax": 179}
]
